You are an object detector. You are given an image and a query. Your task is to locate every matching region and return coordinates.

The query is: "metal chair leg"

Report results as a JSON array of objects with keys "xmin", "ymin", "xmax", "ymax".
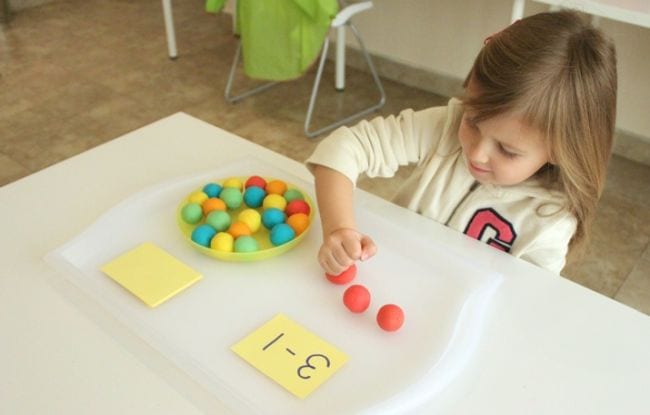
[
  {"xmin": 304, "ymin": 22, "xmax": 386, "ymax": 138},
  {"xmin": 224, "ymin": 24, "xmax": 385, "ymax": 138},
  {"xmin": 224, "ymin": 41, "xmax": 278, "ymax": 103}
]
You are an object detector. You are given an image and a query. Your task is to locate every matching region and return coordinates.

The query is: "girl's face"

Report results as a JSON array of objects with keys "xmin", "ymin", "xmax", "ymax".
[{"xmin": 458, "ymin": 109, "xmax": 550, "ymax": 186}]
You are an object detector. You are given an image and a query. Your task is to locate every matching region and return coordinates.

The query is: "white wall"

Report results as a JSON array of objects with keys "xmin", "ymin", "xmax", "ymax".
[{"xmin": 348, "ymin": 0, "xmax": 650, "ymax": 141}]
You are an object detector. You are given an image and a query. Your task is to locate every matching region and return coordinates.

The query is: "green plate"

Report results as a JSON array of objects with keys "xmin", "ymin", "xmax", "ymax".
[{"xmin": 177, "ymin": 176, "xmax": 314, "ymax": 262}]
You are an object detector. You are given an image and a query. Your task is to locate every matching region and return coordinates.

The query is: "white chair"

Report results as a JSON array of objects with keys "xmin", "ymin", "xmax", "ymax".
[{"xmin": 224, "ymin": 1, "xmax": 386, "ymax": 138}]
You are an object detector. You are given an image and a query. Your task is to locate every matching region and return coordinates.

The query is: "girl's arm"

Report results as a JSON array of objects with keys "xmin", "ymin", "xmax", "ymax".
[
  {"xmin": 307, "ymin": 103, "xmax": 455, "ymax": 274},
  {"xmin": 313, "ymin": 164, "xmax": 376, "ymax": 275}
]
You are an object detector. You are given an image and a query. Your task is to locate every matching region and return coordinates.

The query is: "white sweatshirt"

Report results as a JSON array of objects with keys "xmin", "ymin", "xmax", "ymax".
[{"xmin": 306, "ymin": 98, "xmax": 576, "ymax": 274}]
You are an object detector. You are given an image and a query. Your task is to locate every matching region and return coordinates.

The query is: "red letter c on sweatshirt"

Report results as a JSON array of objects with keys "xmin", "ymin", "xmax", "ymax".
[{"xmin": 464, "ymin": 208, "xmax": 517, "ymax": 252}]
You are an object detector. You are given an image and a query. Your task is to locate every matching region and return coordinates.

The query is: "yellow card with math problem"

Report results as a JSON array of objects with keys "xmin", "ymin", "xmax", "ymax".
[
  {"xmin": 101, "ymin": 242, "xmax": 202, "ymax": 308},
  {"xmin": 231, "ymin": 314, "xmax": 348, "ymax": 399}
]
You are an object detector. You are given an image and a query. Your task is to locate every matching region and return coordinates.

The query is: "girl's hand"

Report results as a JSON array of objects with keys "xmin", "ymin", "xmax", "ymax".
[{"xmin": 318, "ymin": 228, "xmax": 377, "ymax": 275}]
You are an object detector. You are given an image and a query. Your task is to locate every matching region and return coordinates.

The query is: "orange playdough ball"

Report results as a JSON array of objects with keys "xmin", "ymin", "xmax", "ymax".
[
  {"xmin": 266, "ymin": 179, "xmax": 288, "ymax": 195},
  {"xmin": 228, "ymin": 221, "xmax": 252, "ymax": 239},
  {"xmin": 202, "ymin": 197, "xmax": 226, "ymax": 215},
  {"xmin": 286, "ymin": 213, "xmax": 310, "ymax": 235}
]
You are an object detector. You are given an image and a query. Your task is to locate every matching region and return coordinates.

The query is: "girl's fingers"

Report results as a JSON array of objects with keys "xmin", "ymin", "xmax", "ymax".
[
  {"xmin": 359, "ymin": 235, "xmax": 377, "ymax": 261},
  {"xmin": 341, "ymin": 237, "xmax": 363, "ymax": 260}
]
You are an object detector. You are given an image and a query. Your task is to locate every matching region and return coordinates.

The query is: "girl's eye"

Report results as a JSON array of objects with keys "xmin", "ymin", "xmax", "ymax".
[{"xmin": 499, "ymin": 144, "xmax": 518, "ymax": 159}]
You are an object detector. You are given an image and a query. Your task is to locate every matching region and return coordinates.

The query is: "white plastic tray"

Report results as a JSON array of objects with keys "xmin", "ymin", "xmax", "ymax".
[{"xmin": 45, "ymin": 158, "xmax": 502, "ymax": 415}]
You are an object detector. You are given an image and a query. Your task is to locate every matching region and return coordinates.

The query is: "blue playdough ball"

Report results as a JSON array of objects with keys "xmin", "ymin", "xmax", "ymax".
[
  {"xmin": 191, "ymin": 224, "xmax": 217, "ymax": 247},
  {"xmin": 270, "ymin": 223, "xmax": 296, "ymax": 246},
  {"xmin": 262, "ymin": 208, "xmax": 286, "ymax": 230},
  {"xmin": 181, "ymin": 203, "xmax": 203, "ymax": 224},
  {"xmin": 243, "ymin": 186, "xmax": 266, "ymax": 208},
  {"xmin": 203, "ymin": 182, "xmax": 222, "ymax": 198}
]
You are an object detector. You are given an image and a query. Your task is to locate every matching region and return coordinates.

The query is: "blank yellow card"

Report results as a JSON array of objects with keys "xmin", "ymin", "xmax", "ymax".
[
  {"xmin": 101, "ymin": 242, "xmax": 202, "ymax": 308},
  {"xmin": 232, "ymin": 314, "xmax": 348, "ymax": 399}
]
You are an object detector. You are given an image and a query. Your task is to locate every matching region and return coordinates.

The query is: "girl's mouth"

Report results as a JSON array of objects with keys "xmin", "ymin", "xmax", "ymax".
[{"xmin": 469, "ymin": 161, "xmax": 491, "ymax": 174}]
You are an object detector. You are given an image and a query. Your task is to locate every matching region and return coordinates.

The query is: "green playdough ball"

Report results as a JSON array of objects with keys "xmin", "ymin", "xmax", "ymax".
[
  {"xmin": 234, "ymin": 235, "xmax": 260, "ymax": 252},
  {"xmin": 283, "ymin": 188, "xmax": 304, "ymax": 203},
  {"xmin": 206, "ymin": 210, "xmax": 231, "ymax": 232},
  {"xmin": 181, "ymin": 203, "xmax": 203, "ymax": 224},
  {"xmin": 220, "ymin": 187, "xmax": 243, "ymax": 209}
]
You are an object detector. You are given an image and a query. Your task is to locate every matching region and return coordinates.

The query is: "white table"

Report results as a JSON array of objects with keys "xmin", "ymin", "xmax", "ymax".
[{"xmin": 2, "ymin": 113, "xmax": 650, "ymax": 414}]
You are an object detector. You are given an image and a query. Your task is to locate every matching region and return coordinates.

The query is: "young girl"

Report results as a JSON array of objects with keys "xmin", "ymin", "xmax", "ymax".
[{"xmin": 305, "ymin": 10, "xmax": 617, "ymax": 275}]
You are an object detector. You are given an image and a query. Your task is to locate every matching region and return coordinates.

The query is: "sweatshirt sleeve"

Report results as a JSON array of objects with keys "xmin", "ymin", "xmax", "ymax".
[
  {"xmin": 305, "ymin": 104, "xmax": 452, "ymax": 185},
  {"xmin": 518, "ymin": 214, "xmax": 577, "ymax": 275}
]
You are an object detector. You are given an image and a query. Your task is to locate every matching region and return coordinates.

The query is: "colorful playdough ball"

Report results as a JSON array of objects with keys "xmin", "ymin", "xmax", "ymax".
[
  {"xmin": 265, "ymin": 179, "xmax": 287, "ymax": 195},
  {"xmin": 285, "ymin": 199, "xmax": 310, "ymax": 217},
  {"xmin": 202, "ymin": 182, "xmax": 222, "ymax": 198},
  {"xmin": 191, "ymin": 224, "xmax": 217, "ymax": 247},
  {"xmin": 283, "ymin": 188, "xmax": 304, "ymax": 203},
  {"xmin": 263, "ymin": 193, "xmax": 287, "ymax": 211},
  {"xmin": 326, "ymin": 263, "xmax": 357, "ymax": 285},
  {"xmin": 223, "ymin": 177, "xmax": 243, "ymax": 190},
  {"xmin": 270, "ymin": 223, "xmax": 295, "ymax": 246},
  {"xmin": 343, "ymin": 284, "xmax": 371, "ymax": 313},
  {"xmin": 377, "ymin": 304, "xmax": 405, "ymax": 332},
  {"xmin": 238, "ymin": 209, "xmax": 261, "ymax": 233},
  {"xmin": 234, "ymin": 235, "xmax": 260, "ymax": 253},
  {"xmin": 181, "ymin": 203, "xmax": 203, "ymax": 224},
  {"xmin": 243, "ymin": 186, "xmax": 266, "ymax": 208},
  {"xmin": 188, "ymin": 190, "xmax": 209, "ymax": 204},
  {"xmin": 245, "ymin": 175, "xmax": 266, "ymax": 189},
  {"xmin": 286, "ymin": 213, "xmax": 310, "ymax": 235},
  {"xmin": 205, "ymin": 210, "xmax": 231, "ymax": 232},
  {"xmin": 211, "ymin": 232, "xmax": 234, "ymax": 252},
  {"xmin": 262, "ymin": 208, "xmax": 286, "ymax": 230},
  {"xmin": 202, "ymin": 197, "xmax": 227, "ymax": 215},
  {"xmin": 219, "ymin": 187, "xmax": 243, "ymax": 210},
  {"xmin": 228, "ymin": 221, "xmax": 252, "ymax": 239}
]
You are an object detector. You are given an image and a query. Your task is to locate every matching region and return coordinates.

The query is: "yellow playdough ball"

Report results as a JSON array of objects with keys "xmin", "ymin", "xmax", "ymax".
[
  {"xmin": 263, "ymin": 194, "xmax": 287, "ymax": 211},
  {"xmin": 223, "ymin": 177, "xmax": 243, "ymax": 190},
  {"xmin": 238, "ymin": 208, "xmax": 262, "ymax": 233},
  {"xmin": 211, "ymin": 232, "xmax": 234, "ymax": 252},
  {"xmin": 188, "ymin": 190, "xmax": 209, "ymax": 204}
]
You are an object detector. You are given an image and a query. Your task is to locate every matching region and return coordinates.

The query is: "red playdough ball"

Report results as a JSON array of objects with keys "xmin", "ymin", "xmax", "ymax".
[
  {"xmin": 325, "ymin": 264, "xmax": 357, "ymax": 285},
  {"xmin": 245, "ymin": 175, "xmax": 266, "ymax": 189},
  {"xmin": 285, "ymin": 199, "xmax": 311, "ymax": 216},
  {"xmin": 377, "ymin": 304, "xmax": 404, "ymax": 332},
  {"xmin": 343, "ymin": 285, "xmax": 371, "ymax": 313}
]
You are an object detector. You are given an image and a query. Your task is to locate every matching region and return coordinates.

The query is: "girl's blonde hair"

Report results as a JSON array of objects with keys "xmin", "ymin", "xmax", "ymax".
[{"xmin": 463, "ymin": 10, "xmax": 617, "ymax": 253}]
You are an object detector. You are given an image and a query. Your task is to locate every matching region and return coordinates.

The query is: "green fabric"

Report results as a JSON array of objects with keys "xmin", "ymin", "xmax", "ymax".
[
  {"xmin": 206, "ymin": 0, "xmax": 339, "ymax": 81},
  {"xmin": 205, "ymin": 0, "xmax": 226, "ymax": 13}
]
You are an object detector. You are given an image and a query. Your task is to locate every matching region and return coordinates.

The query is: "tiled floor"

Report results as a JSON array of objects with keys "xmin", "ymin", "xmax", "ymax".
[{"xmin": 1, "ymin": 0, "xmax": 649, "ymax": 314}]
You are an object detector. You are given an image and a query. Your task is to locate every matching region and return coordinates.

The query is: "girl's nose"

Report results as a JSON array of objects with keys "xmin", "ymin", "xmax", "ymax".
[{"xmin": 468, "ymin": 138, "xmax": 490, "ymax": 164}]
